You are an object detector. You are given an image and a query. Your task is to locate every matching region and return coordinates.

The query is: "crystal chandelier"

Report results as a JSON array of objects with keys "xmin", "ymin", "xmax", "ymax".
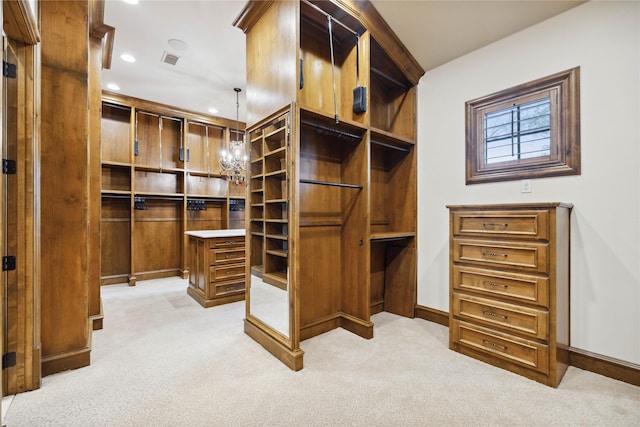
[{"xmin": 220, "ymin": 88, "xmax": 247, "ymax": 185}]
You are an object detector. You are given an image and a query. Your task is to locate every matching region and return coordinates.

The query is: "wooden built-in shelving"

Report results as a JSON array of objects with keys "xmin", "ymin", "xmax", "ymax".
[
  {"xmin": 235, "ymin": 0, "xmax": 424, "ymax": 370},
  {"xmin": 100, "ymin": 94, "xmax": 246, "ymax": 286}
]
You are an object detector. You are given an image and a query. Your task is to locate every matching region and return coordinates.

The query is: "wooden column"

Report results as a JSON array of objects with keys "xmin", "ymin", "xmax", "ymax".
[{"xmin": 40, "ymin": 0, "xmax": 91, "ymax": 376}]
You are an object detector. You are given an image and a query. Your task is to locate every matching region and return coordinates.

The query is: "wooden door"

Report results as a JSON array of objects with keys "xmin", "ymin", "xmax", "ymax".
[
  {"xmin": 2, "ymin": 38, "xmax": 18, "ymax": 397},
  {"xmin": 0, "ymin": 33, "xmax": 6, "ymax": 413}
]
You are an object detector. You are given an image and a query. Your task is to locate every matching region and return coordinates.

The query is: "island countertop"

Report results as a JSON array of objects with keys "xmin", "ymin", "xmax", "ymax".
[{"xmin": 185, "ymin": 229, "xmax": 245, "ymax": 239}]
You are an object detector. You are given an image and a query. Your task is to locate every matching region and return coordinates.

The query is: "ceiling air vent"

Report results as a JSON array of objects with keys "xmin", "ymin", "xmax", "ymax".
[{"xmin": 161, "ymin": 51, "xmax": 180, "ymax": 66}]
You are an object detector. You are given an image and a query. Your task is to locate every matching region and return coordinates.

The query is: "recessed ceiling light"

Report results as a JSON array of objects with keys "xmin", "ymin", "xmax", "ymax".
[
  {"xmin": 120, "ymin": 53, "xmax": 136, "ymax": 63},
  {"xmin": 122, "ymin": 0, "xmax": 139, "ymax": 4},
  {"xmin": 107, "ymin": 83, "xmax": 120, "ymax": 91},
  {"xmin": 168, "ymin": 39, "xmax": 189, "ymax": 51},
  {"xmin": 208, "ymin": 108, "xmax": 218, "ymax": 115}
]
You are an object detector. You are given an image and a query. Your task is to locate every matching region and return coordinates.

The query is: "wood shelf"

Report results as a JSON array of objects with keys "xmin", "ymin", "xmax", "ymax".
[{"xmin": 370, "ymin": 232, "xmax": 415, "ymax": 242}]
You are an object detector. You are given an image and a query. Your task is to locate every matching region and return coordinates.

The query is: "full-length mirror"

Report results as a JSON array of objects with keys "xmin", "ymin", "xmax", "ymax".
[{"xmin": 246, "ymin": 107, "xmax": 292, "ymax": 340}]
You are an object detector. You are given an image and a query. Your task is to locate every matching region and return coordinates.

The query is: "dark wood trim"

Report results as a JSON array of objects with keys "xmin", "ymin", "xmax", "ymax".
[
  {"xmin": 414, "ymin": 305, "xmax": 448, "ymax": 327},
  {"xmin": 4, "ymin": 0, "xmax": 41, "ymax": 45},
  {"xmin": 102, "ymin": 91, "xmax": 243, "ymax": 130},
  {"xmin": 465, "ymin": 67, "xmax": 580, "ymax": 185},
  {"xmin": 41, "ymin": 347, "xmax": 91, "ymax": 377},
  {"xmin": 244, "ymin": 317, "xmax": 303, "ymax": 371},
  {"xmin": 89, "ymin": 0, "xmax": 115, "ymax": 69},
  {"xmin": 233, "ymin": 0, "xmax": 274, "ymax": 33},
  {"xmin": 416, "ymin": 305, "xmax": 640, "ymax": 387},
  {"xmin": 569, "ymin": 347, "xmax": 640, "ymax": 387},
  {"xmin": 90, "ymin": 299, "xmax": 104, "ymax": 331}
]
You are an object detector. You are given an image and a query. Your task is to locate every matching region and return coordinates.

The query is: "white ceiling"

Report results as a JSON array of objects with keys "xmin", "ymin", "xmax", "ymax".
[{"xmin": 102, "ymin": 0, "xmax": 584, "ymax": 122}]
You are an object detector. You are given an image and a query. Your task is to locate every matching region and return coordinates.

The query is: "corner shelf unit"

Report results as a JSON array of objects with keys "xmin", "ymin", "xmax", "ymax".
[
  {"xmin": 235, "ymin": 0, "xmax": 424, "ymax": 370},
  {"xmin": 100, "ymin": 93, "xmax": 247, "ymax": 286},
  {"xmin": 247, "ymin": 107, "xmax": 290, "ymax": 290}
]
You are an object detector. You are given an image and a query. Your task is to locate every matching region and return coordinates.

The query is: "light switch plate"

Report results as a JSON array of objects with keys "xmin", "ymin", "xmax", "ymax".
[{"xmin": 521, "ymin": 179, "xmax": 532, "ymax": 193}]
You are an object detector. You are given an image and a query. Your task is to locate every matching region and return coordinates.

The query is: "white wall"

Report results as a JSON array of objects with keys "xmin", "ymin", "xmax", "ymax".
[{"xmin": 417, "ymin": 1, "xmax": 640, "ymax": 364}]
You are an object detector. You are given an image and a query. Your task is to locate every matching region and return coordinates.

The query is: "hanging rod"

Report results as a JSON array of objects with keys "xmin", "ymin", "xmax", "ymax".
[
  {"xmin": 371, "ymin": 67, "xmax": 409, "ymax": 89},
  {"xmin": 301, "ymin": 119, "xmax": 361, "ymax": 140},
  {"xmin": 301, "ymin": 0, "xmax": 358, "ymax": 36},
  {"xmin": 103, "ymin": 102, "xmax": 131, "ymax": 112},
  {"xmin": 134, "ymin": 194, "xmax": 184, "ymax": 201},
  {"xmin": 101, "ymin": 193, "xmax": 131, "ymax": 199},
  {"xmin": 300, "ymin": 179, "xmax": 362, "ymax": 189},
  {"xmin": 371, "ymin": 139, "xmax": 410, "ymax": 152}
]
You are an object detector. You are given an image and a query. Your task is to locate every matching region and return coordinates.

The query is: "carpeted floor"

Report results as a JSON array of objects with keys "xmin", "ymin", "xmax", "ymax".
[{"xmin": 3, "ymin": 277, "xmax": 639, "ymax": 426}]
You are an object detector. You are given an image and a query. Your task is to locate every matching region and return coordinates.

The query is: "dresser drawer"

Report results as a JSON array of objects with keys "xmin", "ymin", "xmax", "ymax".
[
  {"xmin": 452, "ymin": 209, "xmax": 549, "ymax": 240},
  {"xmin": 453, "ymin": 293, "xmax": 549, "ymax": 340},
  {"xmin": 214, "ymin": 280, "xmax": 245, "ymax": 296},
  {"xmin": 452, "ymin": 320, "xmax": 549, "ymax": 375},
  {"xmin": 453, "ymin": 239, "xmax": 549, "ymax": 273},
  {"xmin": 452, "ymin": 265, "xmax": 549, "ymax": 307},
  {"xmin": 210, "ymin": 236, "xmax": 245, "ymax": 249},
  {"xmin": 210, "ymin": 264, "xmax": 245, "ymax": 282},
  {"xmin": 211, "ymin": 248, "xmax": 245, "ymax": 264}
]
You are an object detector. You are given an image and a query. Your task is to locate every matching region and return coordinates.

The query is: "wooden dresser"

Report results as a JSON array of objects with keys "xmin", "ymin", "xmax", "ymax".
[
  {"xmin": 186, "ymin": 229, "xmax": 246, "ymax": 308},
  {"xmin": 447, "ymin": 203, "xmax": 572, "ymax": 387}
]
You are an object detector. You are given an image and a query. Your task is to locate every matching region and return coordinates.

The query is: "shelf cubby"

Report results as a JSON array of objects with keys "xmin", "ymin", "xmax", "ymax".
[
  {"xmin": 101, "ymin": 164, "xmax": 131, "ymax": 193},
  {"xmin": 135, "ymin": 169, "xmax": 183, "ymax": 195},
  {"xmin": 369, "ymin": 38, "xmax": 416, "ymax": 141},
  {"xmin": 102, "ymin": 103, "xmax": 132, "ymax": 164}
]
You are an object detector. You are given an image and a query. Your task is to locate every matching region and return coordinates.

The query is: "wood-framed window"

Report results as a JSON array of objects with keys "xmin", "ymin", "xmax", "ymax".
[{"xmin": 465, "ymin": 67, "xmax": 580, "ymax": 184}]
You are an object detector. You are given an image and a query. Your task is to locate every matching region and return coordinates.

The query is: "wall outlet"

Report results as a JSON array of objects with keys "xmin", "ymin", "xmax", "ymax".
[{"xmin": 521, "ymin": 179, "xmax": 532, "ymax": 193}]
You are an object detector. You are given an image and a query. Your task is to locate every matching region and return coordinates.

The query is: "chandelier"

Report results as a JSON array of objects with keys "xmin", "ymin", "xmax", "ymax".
[{"xmin": 220, "ymin": 87, "xmax": 247, "ymax": 185}]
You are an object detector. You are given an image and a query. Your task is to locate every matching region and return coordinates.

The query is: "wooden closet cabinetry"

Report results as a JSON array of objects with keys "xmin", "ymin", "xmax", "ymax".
[
  {"xmin": 100, "ymin": 94, "xmax": 246, "ymax": 289},
  {"xmin": 447, "ymin": 203, "xmax": 572, "ymax": 387},
  {"xmin": 235, "ymin": 0, "xmax": 424, "ymax": 370}
]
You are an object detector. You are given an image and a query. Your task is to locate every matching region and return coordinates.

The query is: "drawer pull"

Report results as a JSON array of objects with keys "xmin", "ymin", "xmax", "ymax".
[
  {"xmin": 483, "ymin": 339, "xmax": 507, "ymax": 351},
  {"xmin": 225, "ymin": 240, "xmax": 237, "ymax": 245},
  {"xmin": 483, "ymin": 280, "xmax": 508, "ymax": 289},
  {"xmin": 483, "ymin": 310, "xmax": 508, "ymax": 320},
  {"xmin": 225, "ymin": 254, "xmax": 234, "ymax": 259},
  {"xmin": 482, "ymin": 251, "xmax": 508, "ymax": 258},
  {"xmin": 483, "ymin": 223, "xmax": 508, "ymax": 228},
  {"xmin": 226, "ymin": 286, "xmax": 238, "ymax": 291}
]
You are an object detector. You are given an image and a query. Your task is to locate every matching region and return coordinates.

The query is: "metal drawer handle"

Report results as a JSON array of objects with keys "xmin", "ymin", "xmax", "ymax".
[
  {"xmin": 225, "ymin": 286, "xmax": 238, "ymax": 291},
  {"xmin": 482, "ymin": 251, "xmax": 507, "ymax": 258},
  {"xmin": 225, "ymin": 240, "xmax": 237, "ymax": 245},
  {"xmin": 483, "ymin": 310, "xmax": 508, "ymax": 320},
  {"xmin": 225, "ymin": 254, "xmax": 234, "ymax": 259},
  {"xmin": 483, "ymin": 280, "xmax": 508, "ymax": 289},
  {"xmin": 483, "ymin": 223, "xmax": 508, "ymax": 228},
  {"xmin": 483, "ymin": 340, "xmax": 507, "ymax": 351}
]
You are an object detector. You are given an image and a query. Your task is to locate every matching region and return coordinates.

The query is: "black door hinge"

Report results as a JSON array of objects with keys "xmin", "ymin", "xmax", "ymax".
[
  {"xmin": 2, "ymin": 159, "xmax": 16, "ymax": 174},
  {"xmin": 2, "ymin": 255, "xmax": 16, "ymax": 271},
  {"xmin": 2, "ymin": 352, "xmax": 16, "ymax": 369},
  {"xmin": 3, "ymin": 61, "xmax": 16, "ymax": 78}
]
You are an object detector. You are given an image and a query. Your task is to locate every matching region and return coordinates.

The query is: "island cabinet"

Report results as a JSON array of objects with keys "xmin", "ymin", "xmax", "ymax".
[
  {"xmin": 186, "ymin": 229, "xmax": 246, "ymax": 307},
  {"xmin": 100, "ymin": 93, "xmax": 246, "ymax": 286},
  {"xmin": 447, "ymin": 203, "xmax": 572, "ymax": 387},
  {"xmin": 234, "ymin": 0, "xmax": 424, "ymax": 370}
]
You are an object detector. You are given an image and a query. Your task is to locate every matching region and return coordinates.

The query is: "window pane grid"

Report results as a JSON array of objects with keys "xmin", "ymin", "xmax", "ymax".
[{"xmin": 484, "ymin": 97, "xmax": 551, "ymax": 164}]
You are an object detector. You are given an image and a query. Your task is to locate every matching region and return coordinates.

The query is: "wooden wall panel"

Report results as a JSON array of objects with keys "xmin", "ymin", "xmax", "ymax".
[
  {"xmin": 244, "ymin": 1, "xmax": 297, "ymax": 127},
  {"xmin": 133, "ymin": 200, "xmax": 182, "ymax": 276},
  {"xmin": 101, "ymin": 198, "xmax": 131, "ymax": 277},
  {"xmin": 89, "ymin": 34, "xmax": 103, "ymax": 330},
  {"xmin": 40, "ymin": 0, "xmax": 91, "ymax": 374}
]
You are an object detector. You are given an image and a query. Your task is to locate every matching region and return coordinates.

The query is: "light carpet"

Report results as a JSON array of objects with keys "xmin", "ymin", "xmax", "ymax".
[{"xmin": 3, "ymin": 277, "xmax": 639, "ymax": 426}]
